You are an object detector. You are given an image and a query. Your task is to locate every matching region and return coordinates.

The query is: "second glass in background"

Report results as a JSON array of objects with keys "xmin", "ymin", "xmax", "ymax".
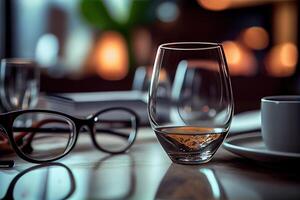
[
  {"xmin": 148, "ymin": 42, "xmax": 234, "ymax": 164},
  {"xmin": 0, "ymin": 59, "xmax": 40, "ymax": 112}
]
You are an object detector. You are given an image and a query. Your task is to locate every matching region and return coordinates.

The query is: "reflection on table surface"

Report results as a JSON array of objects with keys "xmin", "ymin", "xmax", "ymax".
[{"xmin": 1, "ymin": 128, "xmax": 300, "ymax": 200}]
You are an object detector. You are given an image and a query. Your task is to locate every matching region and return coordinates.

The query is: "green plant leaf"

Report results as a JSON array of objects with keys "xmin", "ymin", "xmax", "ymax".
[
  {"xmin": 127, "ymin": 0, "xmax": 152, "ymax": 26},
  {"xmin": 79, "ymin": 0, "xmax": 118, "ymax": 30}
]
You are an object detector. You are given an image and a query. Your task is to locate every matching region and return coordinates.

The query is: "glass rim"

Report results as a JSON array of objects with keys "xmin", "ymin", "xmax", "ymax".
[
  {"xmin": 261, "ymin": 95, "xmax": 300, "ymax": 104},
  {"xmin": 159, "ymin": 42, "xmax": 222, "ymax": 51},
  {"xmin": 1, "ymin": 58, "xmax": 36, "ymax": 65}
]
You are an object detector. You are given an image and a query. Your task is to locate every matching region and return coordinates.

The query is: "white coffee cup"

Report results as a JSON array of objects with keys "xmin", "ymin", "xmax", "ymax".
[{"xmin": 261, "ymin": 96, "xmax": 300, "ymax": 153}]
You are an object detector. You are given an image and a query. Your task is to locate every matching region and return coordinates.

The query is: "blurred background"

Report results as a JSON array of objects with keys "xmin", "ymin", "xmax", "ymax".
[{"xmin": 0, "ymin": 0, "xmax": 299, "ymax": 113}]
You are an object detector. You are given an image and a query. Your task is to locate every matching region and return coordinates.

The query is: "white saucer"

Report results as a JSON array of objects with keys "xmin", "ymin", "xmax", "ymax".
[{"xmin": 223, "ymin": 132, "xmax": 300, "ymax": 163}]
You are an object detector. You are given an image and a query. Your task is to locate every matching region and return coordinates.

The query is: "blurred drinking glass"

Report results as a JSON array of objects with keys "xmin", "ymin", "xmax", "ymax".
[
  {"xmin": 148, "ymin": 42, "xmax": 234, "ymax": 164},
  {"xmin": 0, "ymin": 59, "xmax": 40, "ymax": 112}
]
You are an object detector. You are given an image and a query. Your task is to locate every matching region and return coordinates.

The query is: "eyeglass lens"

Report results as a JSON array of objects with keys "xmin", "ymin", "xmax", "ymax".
[
  {"xmin": 12, "ymin": 112, "xmax": 75, "ymax": 161},
  {"xmin": 93, "ymin": 109, "xmax": 136, "ymax": 153}
]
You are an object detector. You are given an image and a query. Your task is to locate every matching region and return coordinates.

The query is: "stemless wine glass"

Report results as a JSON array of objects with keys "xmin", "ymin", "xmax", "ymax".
[
  {"xmin": 0, "ymin": 59, "xmax": 40, "ymax": 112},
  {"xmin": 148, "ymin": 42, "xmax": 234, "ymax": 164}
]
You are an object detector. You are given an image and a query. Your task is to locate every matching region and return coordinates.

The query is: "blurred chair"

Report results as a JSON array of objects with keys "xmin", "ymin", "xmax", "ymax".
[{"xmin": 132, "ymin": 66, "xmax": 148, "ymax": 91}]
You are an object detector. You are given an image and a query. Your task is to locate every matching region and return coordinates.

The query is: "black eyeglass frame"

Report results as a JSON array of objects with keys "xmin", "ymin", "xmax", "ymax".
[{"xmin": 0, "ymin": 107, "xmax": 139, "ymax": 164}]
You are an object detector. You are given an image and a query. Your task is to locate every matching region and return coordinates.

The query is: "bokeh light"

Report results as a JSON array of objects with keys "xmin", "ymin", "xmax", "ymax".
[
  {"xmin": 156, "ymin": 1, "xmax": 179, "ymax": 23},
  {"xmin": 147, "ymin": 67, "xmax": 168, "ymax": 82},
  {"xmin": 132, "ymin": 28, "xmax": 152, "ymax": 65},
  {"xmin": 197, "ymin": 0, "xmax": 231, "ymax": 11},
  {"xmin": 265, "ymin": 42, "xmax": 298, "ymax": 77},
  {"xmin": 242, "ymin": 26, "xmax": 269, "ymax": 50},
  {"xmin": 222, "ymin": 41, "xmax": 257, "ymax": 76},
  {"xmin": 35, "ymin": 33, "xmax": 59, "ymax": 68},
  {"xmin": 94, "ymin": 31, "xmax": 128, "ymax": 80},
  {"xmin": 223, "ymin": 41, "xmax": 241, "ymax": 65}
]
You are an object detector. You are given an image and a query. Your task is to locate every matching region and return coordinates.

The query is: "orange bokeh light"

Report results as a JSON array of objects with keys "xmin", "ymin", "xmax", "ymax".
[
  {"xmin": 222, "ymin": 41, "xmax": 257, "ymax": 76},
  {"xmin": 265, "ymin": 42, "xmax": 298, "ymax": 77},
  {"xmin": 242, "ymin": 26, "xmax": 269, "ymax": 50},
  {"xmin": 94, "ymin": 31, "xmax": 128, "ymax": 80},
  {"xmin": 223, "ymin": 41, "xmax": 241, "ymax": 65},
  {"xmin": 197, "ymin": 0, "xmax": 231, "ymax": 11}
]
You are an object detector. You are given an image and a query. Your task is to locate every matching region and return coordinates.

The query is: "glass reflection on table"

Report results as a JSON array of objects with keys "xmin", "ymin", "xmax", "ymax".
[
  {"xmin": 155, "ymin": 164, "xmax": 226, "ymax": 200},
  {"xmin": 87, "ymin": 155, "xmax": 136, "ymax": 200}
]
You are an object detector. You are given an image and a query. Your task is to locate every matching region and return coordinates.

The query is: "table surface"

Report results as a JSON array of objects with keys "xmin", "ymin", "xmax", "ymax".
[{"xmin": 1, "ymin": 97, "xmax": 300, "ymax": 200}]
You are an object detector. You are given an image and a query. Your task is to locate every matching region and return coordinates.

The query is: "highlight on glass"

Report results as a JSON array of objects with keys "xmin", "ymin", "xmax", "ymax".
[
  {"xmin": 148, "ymin": 42, "xmax": 234, "ymax": 164},
  {"xmin": 0, "ymin": 107, "xmax": 139, "ymax": 166}
]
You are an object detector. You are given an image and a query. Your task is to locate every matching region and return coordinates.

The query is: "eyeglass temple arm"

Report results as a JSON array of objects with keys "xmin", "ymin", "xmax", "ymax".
[
  {"xmin": 0, "ymin": 160, "xmax": 15, "ymax": 168},
  {"xmin": 13, "ymin": 119, "xmax": 135, "ymax": 139},
  {"xmin": 13, "ymin": 127, "xmax": 131, "ymax": 138}
]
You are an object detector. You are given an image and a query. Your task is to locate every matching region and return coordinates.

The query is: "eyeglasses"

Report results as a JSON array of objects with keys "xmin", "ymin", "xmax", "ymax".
[{"xmin": 0, "ymin": 107, "xmax": 139, "ymax": 167}]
